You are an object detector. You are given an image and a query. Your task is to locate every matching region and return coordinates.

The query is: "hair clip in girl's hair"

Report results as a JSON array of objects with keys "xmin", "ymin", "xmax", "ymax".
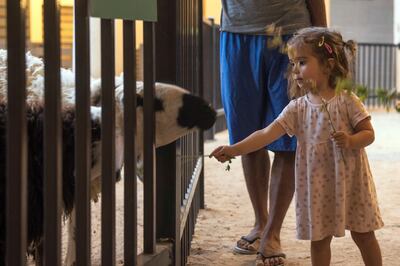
[
  {"xmin": 318, "ymin": 36, "xmax": 325, "ymax": 47},
  {"xmin": 318, "ymin": 36, "xmax": 333, "ymax": 54},
  {"xmin": 324, "ymin": 43, "xmax": 333, "ymax": 54}
]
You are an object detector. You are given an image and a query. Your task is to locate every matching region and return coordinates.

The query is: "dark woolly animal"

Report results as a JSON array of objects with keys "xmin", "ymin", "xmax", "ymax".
[{"xmin": 0, "ymin": 102, "xmax": 101, "ymax": 262}]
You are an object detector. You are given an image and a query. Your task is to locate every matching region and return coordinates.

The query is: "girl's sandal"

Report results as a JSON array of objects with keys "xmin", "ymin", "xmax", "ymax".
[{"xmin": 255, "ymin": 252, "xmax": 286, "ymax": 266}]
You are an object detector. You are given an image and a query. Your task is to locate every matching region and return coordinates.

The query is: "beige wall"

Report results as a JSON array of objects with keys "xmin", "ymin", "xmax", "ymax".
[
  {"xmin": 203, "ymin": 0, "xmax": 221, "ymax": 23},
  {"xmin": 30, "ymin": 0, "xmax": 74, "ymax": 43},
  {"xmin": 202, "ymin": 0, "xmax": 331, "ymax": 26},
  {"xmin": 28, "ymin": 0, "xmax": 143, "ymax": 76},
  {"xmin": 90, "ymin": 20, "xmax": 143, "ymax": 78},
  {"xmin": 29, "ymin": 0, "xmax": 144, "ymax": 47}
]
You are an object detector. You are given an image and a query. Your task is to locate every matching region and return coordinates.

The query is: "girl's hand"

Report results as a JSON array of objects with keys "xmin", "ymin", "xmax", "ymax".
[
  {"xmin": 331, "ymin": 131, "xmax": 351, "ymax": 148},
  {"xmin": 209, "ymin": 145, "xmax": 236, "ymax": 163}
]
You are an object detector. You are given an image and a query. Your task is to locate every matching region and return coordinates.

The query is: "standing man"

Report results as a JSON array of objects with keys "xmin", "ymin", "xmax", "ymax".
[{"xmin": 219, "ymin": 1, "xmax": 326, "ymax": 265}]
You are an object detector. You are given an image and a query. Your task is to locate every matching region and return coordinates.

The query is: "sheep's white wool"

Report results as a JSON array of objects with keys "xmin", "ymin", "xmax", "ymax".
[{"xmin": 0, "ymin": 49, "xmax": 98, "ymax": 105}]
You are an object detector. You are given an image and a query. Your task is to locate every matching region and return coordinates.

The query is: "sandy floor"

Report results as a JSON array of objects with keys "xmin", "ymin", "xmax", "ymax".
[
  {"xmin": 187, "ymin": 111, "xmax": 400, "ymax": 266},
  {"xmin": 27, "ymin": 111, "xmax": 399, "ymax": 265}
]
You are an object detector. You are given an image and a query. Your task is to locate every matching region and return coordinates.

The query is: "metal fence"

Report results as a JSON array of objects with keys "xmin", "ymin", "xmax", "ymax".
[
  {"xmin": 356, "ymin": 43, "xmax": 399, "ymax": 107},
  {"xmin": 3, "ymin": 0, "xmax": 204, "ymax": 265},
  {"xmin": 155, "ymin": 0, "xmax": 205, "ymax": 265}
]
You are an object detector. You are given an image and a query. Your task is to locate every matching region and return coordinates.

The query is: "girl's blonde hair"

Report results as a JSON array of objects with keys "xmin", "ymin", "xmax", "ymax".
[{"xmin": 286, "ymin": 27, "xmax": 357, "ymax": 99}]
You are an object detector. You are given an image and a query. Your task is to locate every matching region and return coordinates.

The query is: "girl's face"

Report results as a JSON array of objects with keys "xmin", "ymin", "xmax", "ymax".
[{"xmin": 288, "ymin": 45, "xmax": 330, "ymax": 93}]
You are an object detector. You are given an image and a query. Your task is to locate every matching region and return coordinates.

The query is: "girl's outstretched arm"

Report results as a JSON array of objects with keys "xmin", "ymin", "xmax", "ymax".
[
  {"xmin": 210, "ymin": 121, "xmax": 286, "ymax": 162},
  {"xmin": 331, "ymin": 118, "xmax": 375, "ymax": 149}
]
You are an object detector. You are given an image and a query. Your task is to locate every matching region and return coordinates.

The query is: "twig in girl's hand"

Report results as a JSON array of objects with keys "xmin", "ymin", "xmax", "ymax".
[
  {"xmin": 176, "ymin": 154, "xmax": 235, "ymax": 171},
  {"xmin": 320, "ymin": 97, "xmax": 347, "ymax": 166}
]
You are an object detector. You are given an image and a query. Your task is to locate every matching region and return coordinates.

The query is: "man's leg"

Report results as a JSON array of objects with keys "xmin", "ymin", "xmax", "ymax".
[
  {"xmin": 220, "ymin": 31, "xmax": 269, "ymax": 253},
  {"xmin": 239, "ymin": 149, "xmax": 271, "ymax": 243},
  {"xmin": 259, "ymin": 151, "xmax": 295, "ymax": 263}
]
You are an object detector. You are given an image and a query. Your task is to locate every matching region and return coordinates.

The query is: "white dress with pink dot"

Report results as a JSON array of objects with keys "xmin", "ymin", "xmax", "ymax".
[{"xmin": 276, "ymin": 92, "xmax": 384, "ymax": 241}]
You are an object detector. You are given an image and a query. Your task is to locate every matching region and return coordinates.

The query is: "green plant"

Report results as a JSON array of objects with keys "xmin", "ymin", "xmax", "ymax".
[
  {"xmin": 335, "ymin": 78, "xmax": 354, "ymax": 95},
  {"xmin": 376, "ymin": 88, "xmax": 398, "ymax": 111},
  {"xmin": 334, "ymin": 78, "xmax": 370, "ymax": 103},
  {"xmin": 354, "ymin": 85, "xmax": 368, "ymax": 102}
]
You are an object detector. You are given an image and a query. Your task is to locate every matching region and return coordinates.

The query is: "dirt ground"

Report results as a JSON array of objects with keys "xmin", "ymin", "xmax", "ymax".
[
  {"xmin": 187, "ymin": 111, "xmax": 400, "ymax": 266},
  {"xmin": 27, "ymin": 111, "xmax": 399, "ymax": 265}
]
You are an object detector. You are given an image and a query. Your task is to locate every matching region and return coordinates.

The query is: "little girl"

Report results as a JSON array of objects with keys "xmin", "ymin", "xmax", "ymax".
[{"xmin": 211, "ymin": 27, "xmax": 383, "ymax": 266}]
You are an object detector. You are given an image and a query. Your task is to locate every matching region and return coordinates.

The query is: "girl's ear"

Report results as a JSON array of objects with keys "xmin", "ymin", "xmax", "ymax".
[
  {"xmin": 327, "ymin": 58, "xmax": 335, "ymax": 71},
  {"xmin": 322, "ymin": 58, "xmax": 335, "ymax": 75}
]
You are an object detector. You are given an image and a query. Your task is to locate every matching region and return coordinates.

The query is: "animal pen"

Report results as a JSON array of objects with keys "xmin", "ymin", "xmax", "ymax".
[{"xmin": 2, "ymin": 0, "xmax": 205, "ymax": 265}]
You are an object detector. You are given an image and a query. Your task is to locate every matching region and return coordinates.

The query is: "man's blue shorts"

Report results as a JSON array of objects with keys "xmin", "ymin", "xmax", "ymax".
[{"xmin": 220, "ymin": 31, "xmax": 296, "ymax": 152}]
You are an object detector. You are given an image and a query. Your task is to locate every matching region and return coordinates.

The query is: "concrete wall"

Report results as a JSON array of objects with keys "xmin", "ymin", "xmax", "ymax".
[
  {"xmin": 395, "ymin": 0, "xmax": 400, "ymax": 43},
  {"xmin": 330, "ymin": 0, "xmax": 394, "ymax": 43}
]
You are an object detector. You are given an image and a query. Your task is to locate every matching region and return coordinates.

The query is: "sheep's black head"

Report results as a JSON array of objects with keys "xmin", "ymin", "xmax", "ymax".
[
  {"xmin": 177, "ymin": 93, "xmax": 216, "ymax": 130},
  {"xmin": 138, "ymin": 82, "xmax": 216, "ymax": 148}
]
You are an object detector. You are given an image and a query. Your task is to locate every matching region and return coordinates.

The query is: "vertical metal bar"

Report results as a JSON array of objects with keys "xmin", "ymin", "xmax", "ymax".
[
  {"xmin": 175, "ymin": 140, "xmax": 182, "ymax": 266},
  {"xmin": 190, "ymin": 0, "xmax": 194, "ymax": 91},
  {"xmin": 378, "ymin": 46, "xmax": 382, "ymax": 89},
  {"xmin": 101, "ymin": 18, "xmax": 116, "ymax": 266},
  {"xmin": 155, "ymin": 143, "xmax": 181, "ymax": 266},
  {"xmin": 373, "ymin": 46, "xmax": 377, "ymax": 91},
  {"xmin": 43, "ymin": 0, "xmax": 62, "ymax": 264},
  {"xmin": 210, "ymin": 18, "xmax": 217, "ymax": 138},
  {"xmin": 180, "ymin": 0, "xmax": 184, "ymax": 87},
  {"xmin": 392, "ymin": 45, "xmax": 399, "ymax": 90},
  {"xmin": 183, "ymin": 0, "xmax": 193, "ymax": 254},
  {"xmin": 355, "ymin": 43, "xmax": 360, "ymax": 84},
  {"xmin": 197, "ymin": 0, "xmax": 205, "ymax": 209},
  {"xmin": 74, "ymin": 0, "xmax": 91, "ymax": 264},
  {"xmin": 362, "ymin": 45, "xmax": 370, "ymax": 105},
  {"xmin": 183, "ymin": 0, "xmax": 187, "ymax": 89},
  {"xmin": 184, "ymin": 223, "xmax": 188, "ymax": 264},
  {"xmin": 390, "ymin": 46, "xmax": 394, "ymax": 90},
  {"xmin": 366, "ymin": 46, "xmax": 372, "ymax": 105},
  {"xmin": 383, "ymin": 46, "xmax": 389, "ymax": 88},
  {"xmin": 184, "ymin": 136, "xmax": 187, "ymax": 195},
  {"xmin": 6, "ymin": 0, "xmax": 27, "ymax": 264},
  {"xmin": 143, "ymin": 21, "xmax": 156, "ymax": 254},
  {"xmin": 123, "ymin": 20, "xmax": 137, "ymax": 266}
]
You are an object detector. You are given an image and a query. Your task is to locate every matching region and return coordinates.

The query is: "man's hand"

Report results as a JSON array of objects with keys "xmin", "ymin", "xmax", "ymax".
[
  {"xmin": 331, "ymin": 131, "xmax": 351, "ymax": 148},
  {"xmin": 209, "ymin": 145, "xmax": 236, "ymax": 163}
]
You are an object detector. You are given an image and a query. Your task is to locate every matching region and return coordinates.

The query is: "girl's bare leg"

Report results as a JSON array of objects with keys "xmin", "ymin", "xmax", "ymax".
[
  {"xmin": 351, "ymin": 231, "xmax": 382, "ymax": 266},
  {"xmin": 311, "ymin": 236, "xmax": 333, "ymax": 266}
]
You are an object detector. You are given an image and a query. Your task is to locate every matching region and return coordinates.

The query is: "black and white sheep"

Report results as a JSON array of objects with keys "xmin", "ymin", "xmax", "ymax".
[{"xmin": 0, "ymin": 50, "xmax": 216, "ymax": 265}]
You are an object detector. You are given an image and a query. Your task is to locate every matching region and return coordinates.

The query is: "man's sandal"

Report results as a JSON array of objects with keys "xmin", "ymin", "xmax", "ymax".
[{"xmin": 233, "ymin": 236, "xmax": 260, "ymax": 255}]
